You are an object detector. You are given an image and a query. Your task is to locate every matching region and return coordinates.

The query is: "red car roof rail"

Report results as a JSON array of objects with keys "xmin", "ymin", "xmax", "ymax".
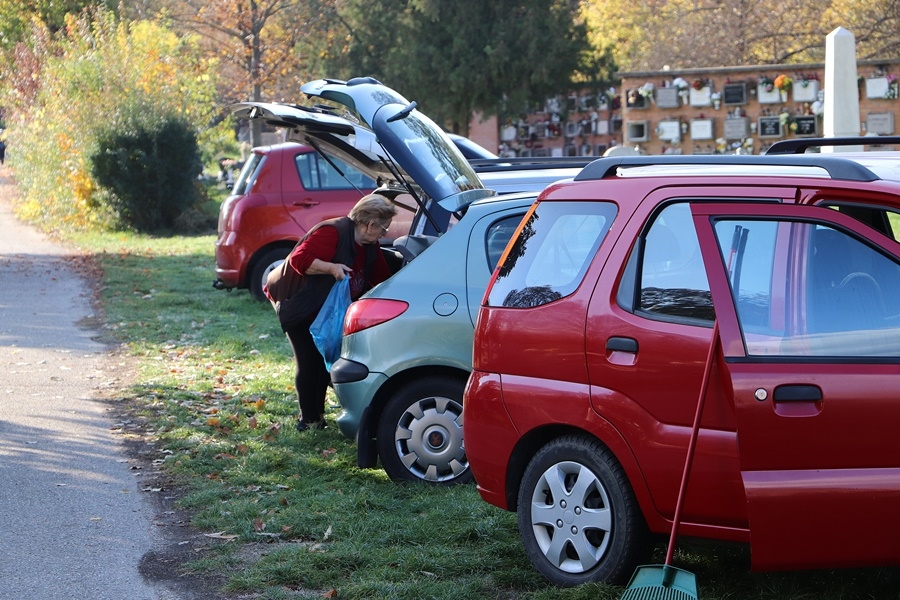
[{"xmin": 574, "ymin": 154, "xmax": 881, "ymax": 183}]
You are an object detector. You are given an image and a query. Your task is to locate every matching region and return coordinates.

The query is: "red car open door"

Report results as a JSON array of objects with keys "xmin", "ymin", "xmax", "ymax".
[{"xmin": 692, "ymin": 201, "xmax": 900, "ymax": 571}]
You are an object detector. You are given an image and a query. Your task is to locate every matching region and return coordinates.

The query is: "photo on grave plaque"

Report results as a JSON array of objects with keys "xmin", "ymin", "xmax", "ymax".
[
  {"xmin": 723, "ymin": 83, "xmax": 747, "ymax": 106},
  {"xmin": 794, "ymin": 115, "xmax": 817, "ymax": 137},
  {"xmin": 626, "ymin": 89, "xmax": 647, "ymax": 109},
  {"xmin": 758, "ymin": 116, "xmax": 782, "ymax": 138}
]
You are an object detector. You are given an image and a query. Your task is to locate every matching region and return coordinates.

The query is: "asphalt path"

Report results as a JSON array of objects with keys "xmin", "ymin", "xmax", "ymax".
[{"xmin": 0, "ymin": 168, "xmax": 180, "ymax": 599}]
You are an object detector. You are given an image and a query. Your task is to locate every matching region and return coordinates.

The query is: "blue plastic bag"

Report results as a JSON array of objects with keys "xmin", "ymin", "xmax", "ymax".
[{"xmin": 310, "ymin": 277, "xmax": 351, "ymax": 370}]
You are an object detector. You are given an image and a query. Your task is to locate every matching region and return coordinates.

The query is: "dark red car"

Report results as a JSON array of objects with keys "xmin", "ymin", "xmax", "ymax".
[
  {"xmin": 465, "ymin": 146, "xmax": 900, "ymax": 586},
  {"xmin": 214, "ymin": 142, "xmax": 377, "ymax": 301}
]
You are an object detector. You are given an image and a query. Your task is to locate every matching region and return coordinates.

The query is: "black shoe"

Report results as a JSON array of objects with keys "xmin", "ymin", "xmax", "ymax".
[{"xmin": 296, "ymin": 419, "xmax": 325, "ymax": 432}]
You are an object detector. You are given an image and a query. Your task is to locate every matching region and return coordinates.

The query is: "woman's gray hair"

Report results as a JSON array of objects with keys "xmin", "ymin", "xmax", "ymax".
[{"xmin": 348, "ymin": 193, "xmax": 398, "ymax": 224}]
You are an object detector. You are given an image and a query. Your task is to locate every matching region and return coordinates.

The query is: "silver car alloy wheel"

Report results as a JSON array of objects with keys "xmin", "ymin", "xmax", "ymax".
[
  {"xmin": 393, "ymin": 395, "xmax": 467, "ymax": 483},
  {"xmin": 527, "ymin": 460, "xmax": 613, "ymax": 574}
]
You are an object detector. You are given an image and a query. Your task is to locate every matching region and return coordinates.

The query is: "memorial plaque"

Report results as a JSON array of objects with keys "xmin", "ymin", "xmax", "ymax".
[
  {"xmin": 758, "ymin": 116, "xmax": 782, "ymax": 138},
  {"xmin": 866, "ymin": 77, "xmax": 890, "ymax": 99},
  {"xmin": 596, "ymin": 120, "xmax": 610, "ymax": 135},
  {"xmin": 657, "ymin": 120, "xmax": 681, "ymax": 141},
  {"xmin": 794, "ymin": 115, "xmax": 818, "ymax": 136},
  {"xmin": 758, "ymin": 84, "xmax": 782, "ymax": 104},
  {"xmin": 690, "ymin": 118, "xmax": 714, "ymax": 140},
  {"xmin": 690, "ymin": 86, "xmax": 712, "ymax": 107},
  {"xmin": 867, "ymin": 112, "xmax": 895, "ymax": 134},
  {"xmin": 793, "ymin": 81, "xmax": 819, "ymax": 103},
  {"xmin": 723, "ymin": 83, "xmax": 747, "ymax": 106},
  {"xmin": 723, "ymin": 117, "xmax": 750, "ymax": 140},
  {"xmin": 656, "ymin": 87, "xmax": 679, "ymax": 108}
]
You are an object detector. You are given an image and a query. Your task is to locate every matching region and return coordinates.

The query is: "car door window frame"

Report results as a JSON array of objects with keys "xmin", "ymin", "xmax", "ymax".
[{"xmin": 693, "ymin": 202, "xmax": 900, "ymax": 362}]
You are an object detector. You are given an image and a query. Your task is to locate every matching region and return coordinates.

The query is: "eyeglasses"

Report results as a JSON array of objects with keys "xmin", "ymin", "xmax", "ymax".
[{"xmin": 371, "ymin": 222, "xmax": 389, "ymax": 235}]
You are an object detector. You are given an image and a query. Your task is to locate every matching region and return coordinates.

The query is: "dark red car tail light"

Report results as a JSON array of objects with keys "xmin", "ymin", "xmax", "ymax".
[{"xmin": 343, "ymin": 298, "xmax": 409, "ymax": 335}]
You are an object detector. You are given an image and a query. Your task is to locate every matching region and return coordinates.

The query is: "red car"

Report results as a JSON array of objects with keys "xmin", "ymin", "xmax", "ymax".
[
  {"xmin": 214, "ymin": 142, "xmax": 377, "ymax": 301},
  {"xmin": 465, "ymin": 143, "xmax": 900, "ymax": 586}
]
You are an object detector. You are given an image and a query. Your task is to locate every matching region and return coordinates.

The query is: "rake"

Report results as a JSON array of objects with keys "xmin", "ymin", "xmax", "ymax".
[{"xmin": 620, "ymin": 321, "xmax": 719, "ymax": 600}]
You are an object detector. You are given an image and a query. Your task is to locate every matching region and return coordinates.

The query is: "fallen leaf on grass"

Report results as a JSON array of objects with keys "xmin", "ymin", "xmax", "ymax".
[
  {"xmin": 263, "ymin": 422, "xmax": 281, "ymax": 441},
  {"xmin": 253, "ymin": 518, "xmax": 266, "ymax": 532},
  {"xmin": 321, "ymin": 448, "xmax": 337, "ymax": 458},
  {"xmin": 323, "ymin": 590, "xmax": 338, "ymax": 599},
  {"xmin": 248, "ymin": 416, "xmax": 257, "ymax": 429}
]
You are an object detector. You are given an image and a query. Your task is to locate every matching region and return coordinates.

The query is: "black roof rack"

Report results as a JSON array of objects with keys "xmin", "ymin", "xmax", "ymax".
[
  {"xmin": 468, "ymin": 157, "xmax": 595, "ymax": 173},
  {"xmin": 574, "ymin": 154, "xmax": 881, "ymax": 183},
  {"xmin": 765, "ymin": 136, "xmax": 900, "ymax": 155}
]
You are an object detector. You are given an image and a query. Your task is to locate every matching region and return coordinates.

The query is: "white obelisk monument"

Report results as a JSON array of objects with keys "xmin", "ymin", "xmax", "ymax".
[{"xmin": 823, "ymin": 27, "xmax": 862, "ymax": 151}]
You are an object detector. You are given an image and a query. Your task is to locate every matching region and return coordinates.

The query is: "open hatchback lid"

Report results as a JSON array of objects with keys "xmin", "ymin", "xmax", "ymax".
[
  {"xmin": 300, "ymin": 77, "xmax": 493, "ymax": 211},
  {"xmin": 229, "ymin": 102, "xmax": 407, "ymax": 193}
]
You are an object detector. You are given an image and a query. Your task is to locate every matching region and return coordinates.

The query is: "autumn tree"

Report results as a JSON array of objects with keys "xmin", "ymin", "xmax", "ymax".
[
  {"xmin": 0, "ymin": 0, "xmax": 111, "ymax": 49},
  {"xmin": 155, "ymin": 0, "xmax": 337, "ymax": 146},
  {"xmin": 824, "ymin": 0, "xmax": 900, "ymax": 59},
  {"xmin": 583, "ymin": 0, "xmax": 900, "ymax": 71},
  {"xmin": 312, "ymin": 0, "xmax": 603, "ymax": 135},
  {"xmin": 3, "ymin": 8, "xmax": 216, "ymax": 231}
]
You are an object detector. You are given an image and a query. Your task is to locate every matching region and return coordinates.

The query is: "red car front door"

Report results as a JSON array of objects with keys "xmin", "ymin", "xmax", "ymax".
[{"xmin": 693, "ymin": 201, "xmax": 900, "ymax": 571}]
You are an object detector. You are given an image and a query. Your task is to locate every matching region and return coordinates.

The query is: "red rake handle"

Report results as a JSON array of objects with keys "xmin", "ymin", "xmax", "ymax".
[{"xmin": 664, "ymin": 321, "xmax": 719, "ymax": 568}]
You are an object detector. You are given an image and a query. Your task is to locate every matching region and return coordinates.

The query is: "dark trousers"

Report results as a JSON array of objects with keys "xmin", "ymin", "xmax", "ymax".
[{"xmin": 285, "ymin": 321, "xmax": 329, "ymax": 423}]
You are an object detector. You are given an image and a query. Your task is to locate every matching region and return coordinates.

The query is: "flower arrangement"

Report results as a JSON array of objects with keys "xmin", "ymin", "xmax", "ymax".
[
  {"xmin": 692, "ymin": 77, "xmax": 710, "ymax": 91},
  {"xmin": 672, "ymin": 77, "xmax": 690, "ymax": 102},
  {"xmin": 710, "ymin": 91, "xmax": 722, "ymax": 109},
  {"xmin": 796, "ymin": 73, "xmax": 819, "ymax": 88},
  {"xmin": 887, "ymin": 74, "xmax": 898, "ymax": 100},
  {"xmin": 774, "ymin": 74, "xmax": 793, "ymax": 92},
  {"xmin": 638, "ymin": 82, "xmax": 655, "ymax": 103},
  {"xmin": 779, "ymin": 110, "xmax": 798, "ymax": 133},
  {"xmin": 759, "ymin": 75, "xmax": 775, "ymax": 92}
]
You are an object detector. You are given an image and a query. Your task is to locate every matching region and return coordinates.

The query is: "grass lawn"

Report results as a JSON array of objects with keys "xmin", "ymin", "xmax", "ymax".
[{"xmin": 71, "ymin": 228, "xmax": 900, "ymax": 600}]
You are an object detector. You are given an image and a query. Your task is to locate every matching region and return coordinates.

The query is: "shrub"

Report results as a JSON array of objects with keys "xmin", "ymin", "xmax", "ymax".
[
  {"xmin": 1, "ymin": 9, "xmax": 217, "ymax": 233},
  {"xmin": 91, "ymin": 116, "xmax": 203, "ymax": 232}
]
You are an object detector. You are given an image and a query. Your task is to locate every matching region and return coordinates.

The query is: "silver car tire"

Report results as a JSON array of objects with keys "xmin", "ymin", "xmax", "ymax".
[
  {"xmin": 517, "ymin": 435, "xmax": 650, "ymax": 586},
  {"xmin": 376, "ymin": 377, "xmax": 473, "ymax": 486}
]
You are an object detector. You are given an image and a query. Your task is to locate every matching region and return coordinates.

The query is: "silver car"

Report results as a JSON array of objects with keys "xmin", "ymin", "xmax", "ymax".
[{"xmin": 235, "ymin": 78, "xmax": 585, "ymax": 485}]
